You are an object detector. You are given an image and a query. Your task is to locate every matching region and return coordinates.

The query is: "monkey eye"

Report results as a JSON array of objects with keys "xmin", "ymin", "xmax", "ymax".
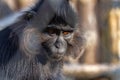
[
  {"xmin": 47, "ymin": 29, "xmax": 56, "ymax": 34},
  {"xmin": 63, "ymin": 31, "xmax": 72, "ymax": 35},
  {"xmin": 44, "ymin": 28, "xmax": 58, "ymax": 36}
]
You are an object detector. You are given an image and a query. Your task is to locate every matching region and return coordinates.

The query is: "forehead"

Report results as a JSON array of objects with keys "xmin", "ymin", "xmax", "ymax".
[
  {"xmin": 48, "ymin": 14, "xmax": 77, "ymax": 28},
  {"xmin": 47, "ymin": 24, "xmax": 74, "ymax": 31},
  {"xmin": 48, "ymin": 15, "xmax": 67, "ymax": 25}
]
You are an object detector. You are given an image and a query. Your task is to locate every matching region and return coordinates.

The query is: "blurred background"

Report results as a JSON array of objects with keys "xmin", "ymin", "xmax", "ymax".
[{"xmin": 0, "ymin": 0, "xmax": 120, "ymax": 80}]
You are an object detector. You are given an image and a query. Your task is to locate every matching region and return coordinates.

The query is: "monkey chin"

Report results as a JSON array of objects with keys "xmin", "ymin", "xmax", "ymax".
[
  {"xmin": 48, "ymin": 53, "xmax": 65, "ymax": 61},
  {"xmin": 46, "ymin": 47, "xmax": 66, "ymax": 61}
]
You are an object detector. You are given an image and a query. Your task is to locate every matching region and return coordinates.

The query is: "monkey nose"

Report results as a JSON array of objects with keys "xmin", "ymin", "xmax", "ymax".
[{"xmin": 54, "ymin": 42, "xmax": 61, "ymax": 49}]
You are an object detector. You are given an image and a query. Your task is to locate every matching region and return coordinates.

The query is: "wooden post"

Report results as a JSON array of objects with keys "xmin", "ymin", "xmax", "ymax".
[
  {"xmin": 109, "ymin": 8, "xmax": 120, "ymax": 62},
  {"xmin": 76, "ymin": 0, "xmax": 99, "ymax": 64}
]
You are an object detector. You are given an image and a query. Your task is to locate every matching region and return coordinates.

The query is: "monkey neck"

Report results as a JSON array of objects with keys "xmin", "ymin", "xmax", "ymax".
[
  {"xmin": 23, "ymin": 57, "xmax": 64, "ymax": 80},
  {"xmin": 2, "ymin": 54, "xmax": 64, "ymax": 80},
  {"xmin": 30, "ymin": 55, "xmax": 64, "ymax": 71}
]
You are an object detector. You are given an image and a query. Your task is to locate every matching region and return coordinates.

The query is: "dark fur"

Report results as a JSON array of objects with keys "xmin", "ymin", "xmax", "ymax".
[{"xmin": 0, "ymin": 0, "xmax": 81, "ymax": 80}]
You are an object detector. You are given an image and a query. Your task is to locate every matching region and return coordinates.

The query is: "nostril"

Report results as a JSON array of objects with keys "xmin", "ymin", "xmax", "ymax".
[{"xmin": 55, "ymin": 43, "xmax": 61, "ymax": 48}]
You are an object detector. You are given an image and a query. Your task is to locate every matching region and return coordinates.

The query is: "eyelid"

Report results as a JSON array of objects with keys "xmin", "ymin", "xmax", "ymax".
[
  {"xmin": 47, "ymin": 25, "xmax": 56, "ymax": 28},
  {"xmin": 63, "ymin": 31, "xmax": 73, "ymax": 37},
  {"xmin": 63, "ymin": 30, "xmax": 73, "ymax": 33},
  {"xmin": 47, "ymin": 24, "xmax": 75, "ymax": 31}
]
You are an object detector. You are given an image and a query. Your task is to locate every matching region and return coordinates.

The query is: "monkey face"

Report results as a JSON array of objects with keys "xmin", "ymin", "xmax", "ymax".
[{"xmin": 41, "ymin": 24, "xmax": 74, "ymax": 60}]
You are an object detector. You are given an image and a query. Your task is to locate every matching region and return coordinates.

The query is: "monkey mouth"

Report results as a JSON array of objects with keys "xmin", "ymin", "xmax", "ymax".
[
  {"xmin": 48, "ymin": 53, "xmax": 64, "ymax": 61},
  {"xmin": 43, "ymin": 45, "xmax": 65, "ymax": 60}
]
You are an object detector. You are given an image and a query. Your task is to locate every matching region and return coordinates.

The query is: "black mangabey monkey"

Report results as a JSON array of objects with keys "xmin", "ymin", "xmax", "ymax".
[{"xmin": 0, "ymin": 0, "xmax": 80, "ymax": 80}]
